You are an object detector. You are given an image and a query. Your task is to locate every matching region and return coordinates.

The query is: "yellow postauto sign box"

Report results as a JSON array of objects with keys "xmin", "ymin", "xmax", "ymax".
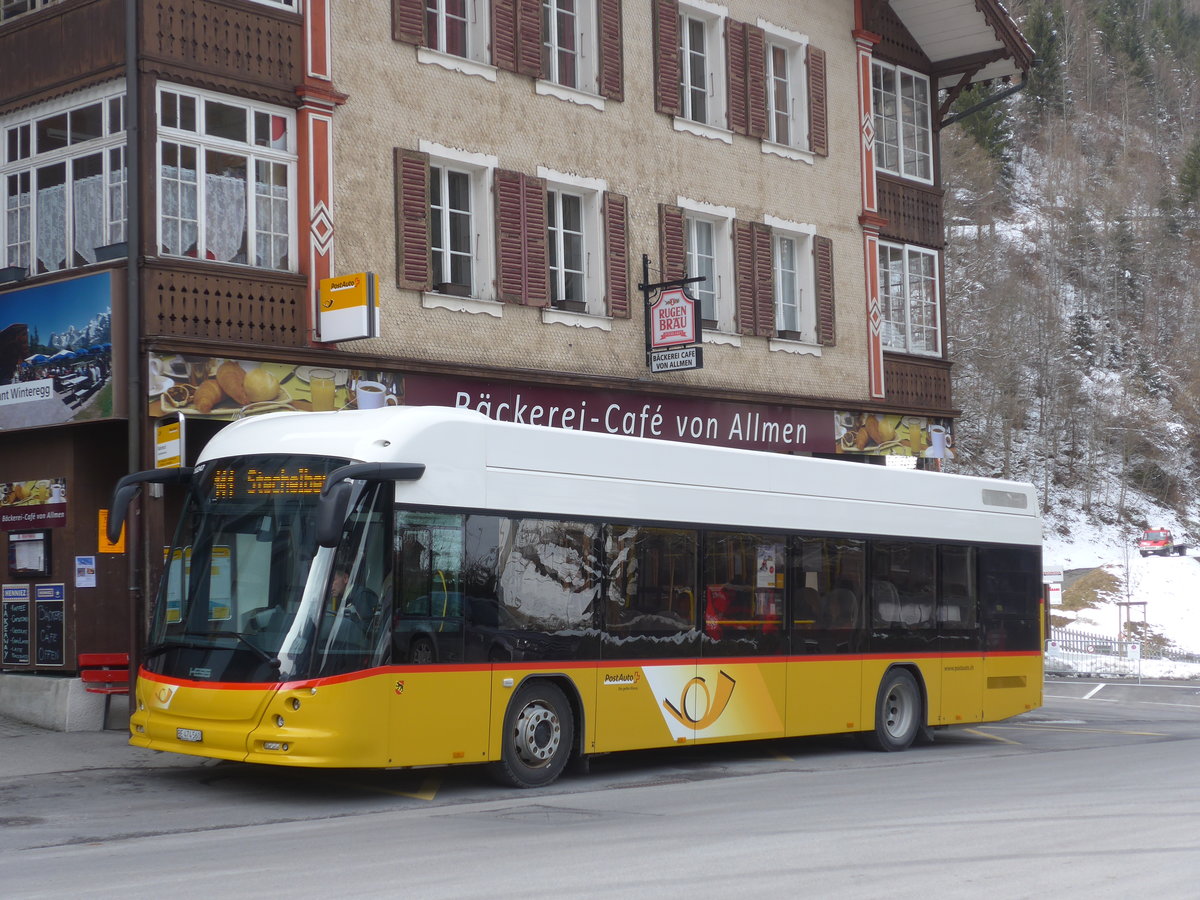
[{"xmin": 318, "ymin": 273, "xmax": 379, "ymax": 342}]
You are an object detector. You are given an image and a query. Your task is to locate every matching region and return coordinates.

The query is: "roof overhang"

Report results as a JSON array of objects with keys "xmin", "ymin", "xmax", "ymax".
[{"xmin": 887, "ymin": 0, "xmax": 1035, "ymax": 91}]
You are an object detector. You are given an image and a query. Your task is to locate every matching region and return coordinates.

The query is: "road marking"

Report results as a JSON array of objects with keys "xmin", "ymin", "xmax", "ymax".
[
  {"xmin": 963, "ymin": 728, "xmax": 1021, "ymax": 745},
  {"xmin": 992, "ymin": 724, "xmax": 1167, "ymax": 736},
  {"xmin": 1083, "ymin": 684, "xmax": 1107, "ymax": 699}
]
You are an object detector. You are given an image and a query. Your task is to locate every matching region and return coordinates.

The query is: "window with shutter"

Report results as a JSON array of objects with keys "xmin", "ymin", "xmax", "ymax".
[
  {"xmin": 814, "ymin": 234, "xmax": 835, "ymax": 346},
  {"xmin": 726, "ymin": 21, "xmax": 766, "ymax": 139},
  {"xmin": 652, "ymin": 0, "xmax": 681, "ymax": 116},
  {"xmin": 603, "ymin": 191, "xmax": 629, "ymax": 317},
  {"xmin": 395, "ymin": 148, "xmax": 432, "ymax": 291},
  {"xmin": 764, "ymin": 216, "xmax": 817, "ymax": 345},
  {"xmin": 676, "ymin": 198, "xmax": 734, "ymax": 333},
  {"xmin": 408, "ymin": 142, "xmax": 496, "ymax": 302},
  {"xmin": 496, "ymin": 169, "xmax": 550, "ymax": 307},
  {"xmin": 395, "ymin": 0, "xmax": 492, "ymax": 67},
  {"xmin": 596, "ymin": 0, "xmax": 624, "ymax": 101},
  {"xmin": 806, "ymin": 45, "xmax": 827, "ymax": 157}
]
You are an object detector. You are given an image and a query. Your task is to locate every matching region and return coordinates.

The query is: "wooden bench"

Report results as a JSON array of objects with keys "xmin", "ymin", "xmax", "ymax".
[{"xmin": 78, "ymin": 652, "xmax": 130, "ymax": 726}]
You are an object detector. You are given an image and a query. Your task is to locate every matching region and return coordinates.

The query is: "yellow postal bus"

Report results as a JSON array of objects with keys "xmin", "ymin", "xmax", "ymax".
[{"xmin": 111, "ymin": 407, "xmax": 1043, "ymax": 787}]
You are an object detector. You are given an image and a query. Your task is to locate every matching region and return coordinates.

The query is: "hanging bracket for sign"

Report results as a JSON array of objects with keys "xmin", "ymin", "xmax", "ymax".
[{"xmin": 639, "ymin": 255, "xmax": 704, "ymax": 373}]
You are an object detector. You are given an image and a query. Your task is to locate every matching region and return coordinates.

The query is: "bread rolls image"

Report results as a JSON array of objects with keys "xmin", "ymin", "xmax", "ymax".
[{"xmin": 216, "ymin": 361, "xmax": 250, "ymax": 406}]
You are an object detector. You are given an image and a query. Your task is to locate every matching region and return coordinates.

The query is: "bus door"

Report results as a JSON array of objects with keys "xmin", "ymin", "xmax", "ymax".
[
  {"xmin": 785, "ymin": 538, "xmax": 864, "ymax": 737},
  {"xmin": 937, "ymin": 546, "xmax": 984, "ymax": 725},
  {"xmin": 389, "ymin": 511, "xmax": 489, "ymax": 767}
]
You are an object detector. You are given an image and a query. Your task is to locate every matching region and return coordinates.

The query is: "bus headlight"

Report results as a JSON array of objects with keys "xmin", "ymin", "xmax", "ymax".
[{"xmin": 274, "ymin": 715, "xmax": 285, "ymax": 728}]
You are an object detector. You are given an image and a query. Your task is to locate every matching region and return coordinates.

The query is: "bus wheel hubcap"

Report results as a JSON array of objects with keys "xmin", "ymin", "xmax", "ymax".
[{"xmin": 514, "ymin": 702, "xmax": 560, "ymax": 766}]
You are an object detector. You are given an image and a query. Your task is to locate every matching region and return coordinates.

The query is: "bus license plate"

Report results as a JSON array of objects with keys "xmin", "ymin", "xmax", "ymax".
[{"xmin": 176, "ymin": 728, "xmax": 203, "ymax": 742}]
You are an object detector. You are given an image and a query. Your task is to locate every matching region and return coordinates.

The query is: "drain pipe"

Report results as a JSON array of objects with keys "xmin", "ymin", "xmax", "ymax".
[{"xmin": 124, "ymin": 0, "xmax": 143, "ymax": 704}]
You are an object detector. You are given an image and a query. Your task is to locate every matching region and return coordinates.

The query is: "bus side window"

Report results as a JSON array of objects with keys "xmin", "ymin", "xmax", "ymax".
[{"xmin": 605, "ymin": 526, "xmax": 697, "ymax": 634}]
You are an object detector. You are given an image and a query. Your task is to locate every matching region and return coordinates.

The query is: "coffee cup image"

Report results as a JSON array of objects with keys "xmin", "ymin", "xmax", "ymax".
[{"xmin": 355, "ymin": 380, "xmax": 398, "ymax": 409}]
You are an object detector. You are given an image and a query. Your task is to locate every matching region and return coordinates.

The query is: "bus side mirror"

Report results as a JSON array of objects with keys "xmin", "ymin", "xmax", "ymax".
[
  {"xmin": 316, "ymin": 481, "xmax": 353, "ymax": 548},
  {"xmin": 316, "ymin": 462, "xmax": 426, "ymax": 548},
  {"xmin": 108, "ymin": 468, "xmax": 195, "ymax": 543}
]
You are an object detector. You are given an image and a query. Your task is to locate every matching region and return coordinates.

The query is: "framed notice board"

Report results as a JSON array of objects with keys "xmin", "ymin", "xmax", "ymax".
[{"xmin": 8, "ymin": 530, "xmax": 51, "ymax": 578}]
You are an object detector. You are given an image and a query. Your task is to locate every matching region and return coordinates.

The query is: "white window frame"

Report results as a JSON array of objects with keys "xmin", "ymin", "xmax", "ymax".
[
  {"xmin": 419, "ymin": 0, "xmax": 494, "ymax": 80},
  {"xmin": 539, "ymin": 167, "xmax": 605, "ymax": 319},
  {"xmin": 0, "ymin": 0, "xmax": 65, "ymax": 25},
  {"xmin": 872, "ymin": 60, "xmax": 933, "ymax": 184},
  {"xmin": 676, "ymin": 0, "xmax": 729, "ymax": 141},
  {"xmin": 757, "ymin": 19, "xmax": 812, "ymax": 162},
  {"xmin": 764, "ymin": 215, "xmax": 816, "ymax": 346},
  {"xmin": 420, "ymin": 141, "xmax": 497, "ymax": 313},
  {"xmin": 1, "ymin": 83, "xmax": 126, "ymax": 274},
  {"xmin": 542, "ymin": 0, "xmax": 598, "ymax": 92},
  {"xmin": 155, "ymin": 84, "xmax": 297, "ymax": 272},
  {"xmin": 879, "ymin": 241, "xmax": 941, "ymax": 356},
  {"xmin": 243, "ymin": 0, "xmax": 299, "ymax": 10},
  {"xmin": 678, "ymin": 196, "xmax": 735, "ymax": 337}
]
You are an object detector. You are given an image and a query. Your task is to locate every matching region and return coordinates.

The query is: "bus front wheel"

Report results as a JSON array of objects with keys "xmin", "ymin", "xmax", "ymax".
[
  {"xmin": 860, "ymin": 668, "xmax": 922, "ymax": 752},
  {"xmin": 490, "ymin": 681, "xmax": 574, "ymax": 788}
]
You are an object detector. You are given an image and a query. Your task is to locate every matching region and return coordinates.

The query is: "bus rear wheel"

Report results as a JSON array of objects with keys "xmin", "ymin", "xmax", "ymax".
[
  {"xmin": 490, "ymin": 681, "xmax": 574, "ymax": 788},
  {"xmin": 860, "ymin": 668, "xmax": 922, "ymax": 752}
]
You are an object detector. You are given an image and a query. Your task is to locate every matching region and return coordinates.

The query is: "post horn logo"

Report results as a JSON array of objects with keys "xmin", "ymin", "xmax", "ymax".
[{"xmin": 662, "ymin": 670, "xmax": 736, "ymax": 730}]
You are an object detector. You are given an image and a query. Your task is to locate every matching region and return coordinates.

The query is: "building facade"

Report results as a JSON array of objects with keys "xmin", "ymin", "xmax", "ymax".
[{"xmin": 0, "ymin": 0, "xmax": 1030, "ymax": 678}]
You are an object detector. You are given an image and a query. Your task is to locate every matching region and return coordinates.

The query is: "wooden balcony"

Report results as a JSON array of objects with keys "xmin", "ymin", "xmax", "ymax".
[
  {"xmin": 876, "ymin": 174, "xmax": 944, "ymax": 249},
  {"xmin": 142, "ymin": 260, "xmax": 309, "ymax": 348},
  {"xmin": 883, "ymin": 353, "xmax": 954, "ymax": 414},
  {"xmin": 144, "ymin": 0, "xmax": 303, "ymax": 104}
]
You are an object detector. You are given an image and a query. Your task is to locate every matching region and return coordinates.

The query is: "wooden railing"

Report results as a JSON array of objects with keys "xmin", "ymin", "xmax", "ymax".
[
  {"xmin": 883, "ymin": 353, "xmax": 953, "ymax": 413},
  {"xmin": 142, "ymin": 260, "xmax": 309, "ymax": 348},
  {"xmin": 876, "ymin": 174, "xmax": 944, "ymax": 249},
  {"xmin": 144, "ymin": 0, "xmax": 302, "ymax": 100}
]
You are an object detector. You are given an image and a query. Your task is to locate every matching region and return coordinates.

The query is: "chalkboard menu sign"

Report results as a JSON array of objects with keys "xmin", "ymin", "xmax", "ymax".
[
  {"xmin": 34, "ymin": 583, "xmax": 65, "ymax": 667},
  {"xmin": 2, "ymin": 584, "xmax": 31, "ymax": 665}
]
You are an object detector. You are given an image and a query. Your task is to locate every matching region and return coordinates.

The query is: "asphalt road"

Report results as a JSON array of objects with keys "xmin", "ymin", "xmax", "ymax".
[{"xmin": 2, "ymin": 680, "xmax": 1199, "ymax": 898}]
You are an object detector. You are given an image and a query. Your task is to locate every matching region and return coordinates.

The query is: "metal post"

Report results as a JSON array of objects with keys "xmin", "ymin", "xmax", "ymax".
[{"xmin": 125, "ymin": 0, "xmax": 143, "ymax": 710}]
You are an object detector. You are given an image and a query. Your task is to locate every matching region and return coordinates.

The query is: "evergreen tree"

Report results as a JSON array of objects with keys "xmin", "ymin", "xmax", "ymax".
[
  {"xmin": 950, "ymin": 85, "xmax": 1016, "ymax": 183},
  {"xmin": 1021, "ymin": 0, "xmax": 1067, "ymax": 118},
  {"xmin": 1068, "ymin": 309, "xmax": 1096, "ymax": 371},
  {"xmin": 1180, "ymin": 135, "xmax": 1200, "ymax": 208}
]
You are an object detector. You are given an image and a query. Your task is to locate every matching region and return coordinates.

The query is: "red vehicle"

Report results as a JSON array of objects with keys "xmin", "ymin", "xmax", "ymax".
[{"xmin": 1137, "ymin": 529, "xmax": 1187, "ymax": 557}]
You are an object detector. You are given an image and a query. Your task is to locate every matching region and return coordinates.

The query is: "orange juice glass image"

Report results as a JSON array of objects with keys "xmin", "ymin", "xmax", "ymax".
[{"xmin": 309, "ymin": 369, "xmax": 336, "ymax": 411}]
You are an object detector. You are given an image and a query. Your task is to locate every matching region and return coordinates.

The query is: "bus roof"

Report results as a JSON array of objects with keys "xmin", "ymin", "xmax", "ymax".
[{"xmin": 199, "ymin": 406, "xmax": 1041, "ymax": 546}]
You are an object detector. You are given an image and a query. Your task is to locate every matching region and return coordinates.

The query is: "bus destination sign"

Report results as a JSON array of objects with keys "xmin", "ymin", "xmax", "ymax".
[{"xmin": 212, "ymin": 467, "xmax": 327, "ymax": 500}]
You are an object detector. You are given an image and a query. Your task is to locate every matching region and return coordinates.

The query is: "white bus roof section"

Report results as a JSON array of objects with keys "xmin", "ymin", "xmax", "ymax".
[{"xmin": 200, "ymin": 407, "xmax": 1041, "ymax": 546}]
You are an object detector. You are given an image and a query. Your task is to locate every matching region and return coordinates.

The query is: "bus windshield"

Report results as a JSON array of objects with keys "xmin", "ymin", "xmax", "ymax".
[{"xmin": 142, "ymin": 453, "xmax": 386, "ymax": 684}]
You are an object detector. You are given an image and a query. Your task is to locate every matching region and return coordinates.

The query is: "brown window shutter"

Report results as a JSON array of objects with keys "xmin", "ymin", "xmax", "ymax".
[
  {"xmin": 807, "ymin": 45, "xmax": 828, "ymax": 156},
  {"xmin": 727, "ymin": 21, "xmax": 748, "ymax": 136},
  {"xmin": 604, "ymin": 192, "xmax": 630, "ymax": 317},
  {"xmin": 495, "ymin": 169, "xmax": 527, "ymax": 303},
  {"xmin": 395, "ymin": 148, "xmax": 431, "ymax": 292},
  {"xmin": 652, "ymin": 0, "xmax": 681, "ymax": 116},
  {"xmin": 517, "ymin": 0, "xmax": 545, "ymax": 78},
  {"xmin": 751, "ymin": 222, "xmax": 774, "ymax": 336},
  {"xmin": 745, "ymin": 25, "xmax": 767, "ymax": 140},
  {"xmin": 658, "ymin": 204, "xmax": 686, "ymax": 280},
  {"xmin": 392, "ymin": 0, "xmax": 426, "ymax": 46},
  {"xmin": 597, "ymin": 0, "xmax": 625, "ymax": 101},
  {"xmin": 814, "ymin": 234, "xmax": 835, "ymax": 345},
  {"xmin": 733, "ymin": 220, "xmax": 755, "ymax": 334},
  {"xmin": 493, "ymin": 0, "xmax": 519, "ymax": 73},
  {"xmin": 523, "ymin": 175, "xmax": 549, "ymax": 307}
]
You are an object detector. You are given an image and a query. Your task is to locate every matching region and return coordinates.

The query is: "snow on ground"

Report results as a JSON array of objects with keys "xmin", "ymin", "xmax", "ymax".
[{"xmin": 1044, "ymin": 515, "xmax": 1200, "ymax": 679}]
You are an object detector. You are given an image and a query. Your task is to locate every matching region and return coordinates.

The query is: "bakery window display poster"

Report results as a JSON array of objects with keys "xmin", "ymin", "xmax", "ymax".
[{"xmin": 147, "ymin": 352, "xmax": 401, "ymax": 420}]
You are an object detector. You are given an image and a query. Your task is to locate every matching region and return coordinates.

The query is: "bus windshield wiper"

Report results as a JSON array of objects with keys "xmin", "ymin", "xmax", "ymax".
[
  {"xmin": 206, "ymin": 630, "xmax": 282, "ymax": 669},
  {"xmin": 145, "ymin": 633, "xmax": 280, "ymax": 669}
]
